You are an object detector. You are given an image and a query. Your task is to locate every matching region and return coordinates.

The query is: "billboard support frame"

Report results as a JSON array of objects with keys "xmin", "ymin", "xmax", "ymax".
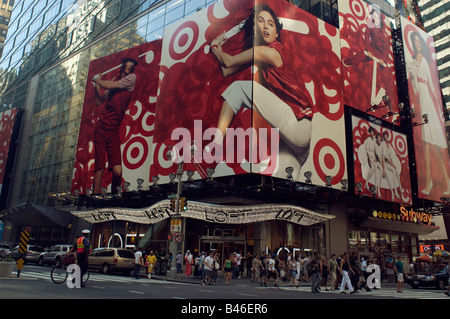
[{"xmin": 391, "ymin": 21, "xmax": 423, "ymax": 208}]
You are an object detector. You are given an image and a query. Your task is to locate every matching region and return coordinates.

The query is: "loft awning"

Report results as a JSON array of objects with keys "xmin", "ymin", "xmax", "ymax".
[{"xmin": 71, "ymin": 200, "xmax": 335, "ymax": 226}]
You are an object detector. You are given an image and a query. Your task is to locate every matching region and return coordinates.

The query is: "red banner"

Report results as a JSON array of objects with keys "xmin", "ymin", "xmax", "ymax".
[
  {"xmin": 72, "ymin": 40, "xmax": 162, "ymax": 194},
  {"xmin": 352, "ymin": 115, "xmax": 412, "ymax": 204},
  {"xmin": 401, "ymin": 17, "xmax": 450, "ymax": 202}
]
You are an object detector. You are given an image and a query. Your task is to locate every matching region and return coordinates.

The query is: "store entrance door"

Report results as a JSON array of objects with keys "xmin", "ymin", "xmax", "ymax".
[{"xmin": 199, "ymin": 237, "xmax": 246, "ymax": 268}]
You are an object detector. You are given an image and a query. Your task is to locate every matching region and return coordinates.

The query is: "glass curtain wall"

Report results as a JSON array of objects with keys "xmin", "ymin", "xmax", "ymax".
[{"xmin": 3, "ymin": 0, "xmax": 217, "ymax": 206}]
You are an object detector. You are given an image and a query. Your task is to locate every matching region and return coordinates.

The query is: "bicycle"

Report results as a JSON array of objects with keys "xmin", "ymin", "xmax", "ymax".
[{"xmin": 51, "ymin": 253, "xmax": 90, "ymax": 285}]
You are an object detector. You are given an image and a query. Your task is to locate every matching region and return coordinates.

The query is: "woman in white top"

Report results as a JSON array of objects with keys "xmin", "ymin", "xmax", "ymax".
[
  {"xmin": 382, "ymin": 132, "xmax": 402, "ymax": 200},
  {"xmin": 373, "ymin": 133, "xmax": 384, "ymax": 198},
  {"xmin": 363, "ymin": 127, "xmax": 377, "ymax": 190}
]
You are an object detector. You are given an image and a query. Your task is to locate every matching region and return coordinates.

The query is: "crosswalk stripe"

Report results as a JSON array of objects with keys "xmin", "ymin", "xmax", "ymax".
[
  {"xmin": 256, "ymin": 285, "xmax": 448, "ymax": 299},
  {"xmin": 14, "ymin": 270, "xmax": 192, "ymax": 286}
]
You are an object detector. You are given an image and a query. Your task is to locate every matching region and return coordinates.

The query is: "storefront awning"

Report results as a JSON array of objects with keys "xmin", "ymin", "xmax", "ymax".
[
  {"xmin": 419, "ymin": 215, "xmax": 448, "ymax": 240},
  {"xmin": 71, "ymin": 200, "xmax": 335, "ymax": 226},
  {"xmin": 360, "ymin": 216, "xmax": 439, "ymax": 235},
  {"xmin": 0, "ymin": 202, "xmax": 73, "ymax": 228}
]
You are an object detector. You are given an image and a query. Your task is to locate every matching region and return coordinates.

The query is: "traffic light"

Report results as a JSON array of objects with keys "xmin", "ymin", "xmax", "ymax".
[
  {"xmin": 180, "ymin": 197, "xmax": 188, "ymax": 211},
  {"xmin": 170, "ymin": 198, "xmax": 176, "ymax": 211}
]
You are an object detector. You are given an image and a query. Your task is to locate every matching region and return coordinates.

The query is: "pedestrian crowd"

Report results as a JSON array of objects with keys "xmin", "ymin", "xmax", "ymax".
[
  {"xmin": 75, "ymin": 229, "xmax": 449, "ymax": 297},
  {"xmin": 168, "ymin": 248, "xmax": 391, "ymax": 294},
  {"xmin": 175, "ymin": 249, "xmax": 257, "ymax": 285},
  {"xmin": 246, "ymin": 250, "xmax": 381, "ymax": 293},
  {"xmin": 136, "ymin": 246, "xmax": 437, "ymax": 296}
]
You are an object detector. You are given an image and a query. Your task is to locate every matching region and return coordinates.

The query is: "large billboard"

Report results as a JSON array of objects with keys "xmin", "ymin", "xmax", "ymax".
[
  {"xmin": 153, "ymin": 0, "xmax": 254, "ymax": 181},
  {"xmin": 251, "ymin": 0, "xmax": 346, "ymax": 187},
  {"xmin": 71, "ymin": 40, "xmax": 162, "ymax": 194},
  {"xmin": 339, "ymin": 0, "xmax": 399, "ymax": 122},
  {"xmin": 352, "ymin": 115, "xmax": 412, "ymax": 204},
  {"xmin": 401, "ymin": 17, "xmax": 450, "ymax": 202},
  {"xmin": 0, "ymin": 108, "xmax": 18, "ymax": 196},
  {"xmin": 153, "ymin": 0, "xmax": 347, "ymax": 188}
]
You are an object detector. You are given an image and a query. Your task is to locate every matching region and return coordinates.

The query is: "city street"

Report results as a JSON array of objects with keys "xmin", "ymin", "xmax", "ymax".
[
  {"xmin": 0, "ymin": 265, "xmax": 446, "ymax": 318},
  {"xmin": 1, "ymin": 264, "xmax": 448, "ymax": 300}
]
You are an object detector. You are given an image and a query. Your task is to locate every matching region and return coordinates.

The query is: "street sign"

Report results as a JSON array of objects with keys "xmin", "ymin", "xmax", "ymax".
[
  {"xmin": 172, "ymin": 232, "xmax": 182, "ymax": 243},
  {"xmin": 170, "ymin": 219, "xmax": 182, "ymax": 233},
  {"xmin": 17, "ymin": 228, "xmax": 31, "ymax": 277},
  {"xmin": 16, "ymin": 258, "xmax": 25, "ymax": 270},
  {"xmin": 18, "ymin": 230, "xmax": 30, "ymax": 254}
]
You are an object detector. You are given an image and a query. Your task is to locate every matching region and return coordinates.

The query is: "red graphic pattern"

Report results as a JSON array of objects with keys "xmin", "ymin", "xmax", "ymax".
[
  {"xmin": 154, "ymin": 0, "xmax": 346, "ymax": 185},
  {"xmin": 263, "ymin": 0, "xmax": 346, "ymax": 184},
  {"xmin": 0, "ymin": 108, "xmax": 17, "ymax": 193},
  {"xmin": 352, "ymin": 116, "xmax": 412, "ymax": 204},
  {"xmin": 313, "ymin": 139, "xmax": 345, "ymax": 185},
  {"xmin": 71, "ymin": 41, "xmax": 162, "ymax": 194},
  {"xmin": 73, "ymin": 0, "xmax": 348, "ymax": 190},
  {"xmin": 402, "ymin": 20, "xmax": 450, "ymax": 202},
  {"xmin": 340, "ymin": 0, "xmax": 399, "ymax": 123}
]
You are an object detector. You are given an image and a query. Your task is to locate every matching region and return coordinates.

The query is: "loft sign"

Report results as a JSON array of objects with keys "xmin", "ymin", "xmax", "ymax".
[
  {"xmin": 144, "ymin": 208, "xmax": 171, "ymax": 221},
  {"xmin": 205, "ymin": 210, "xmax": 249, "ymax": 223},
  {"xmin": 84, "ymin": 208, "xmax": 166, "ymax": 224},
  {"xmin": 276, "ymin": 209, "xmax": 306, "ymax": 223},
  {"xmin": 202, "ymin": 208, "xmax": 308, "ymax": 225},
  {"xmin": 91, "ymin": 211, "xmax": 116, "ymax": 222}
]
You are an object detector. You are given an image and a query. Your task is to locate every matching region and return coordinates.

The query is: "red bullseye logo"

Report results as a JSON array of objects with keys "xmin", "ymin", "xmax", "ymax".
[
  {"xmin": 394, "ymin": 135, "xmax": 407, "ymax": 156},
  {"xmin": 350, "ymin": 0, "xmax": 366, "ymax": 20},
  {"xmin": 313, "ymin": 138, "xmax": 345, "ymax": 185},
  {"xmin": 123, "ymin": 136, "xmax": 148, "ymax": 170},
  {"xmin": 169, "ymin": 21, "xmax": 199, "ymax": 61}
]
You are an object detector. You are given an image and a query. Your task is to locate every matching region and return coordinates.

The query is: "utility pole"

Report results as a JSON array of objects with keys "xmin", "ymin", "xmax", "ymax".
[{"xmin": 167, "ymin": 144, "xmax": 195, "ymax": 275}]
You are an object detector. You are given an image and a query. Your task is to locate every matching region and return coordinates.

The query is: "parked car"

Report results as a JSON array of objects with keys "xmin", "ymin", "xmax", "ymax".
[
  {"xmin": 8, "ymin": 245, "xmax": 45, "ymax": 264},
  {"xmin": 88, "ymin": 248, "xmax": 135, "ymax": 274},
  {"xmin": 38, "ymin": 245, "xmax": 73, "ymax": 266},
  {"xmin": 0, "ymin": 243, "xmax": 12, "ymax": 258},
  {"xmin": 406, "ymin": 263, "xmax": 449, "ymax": 290}
]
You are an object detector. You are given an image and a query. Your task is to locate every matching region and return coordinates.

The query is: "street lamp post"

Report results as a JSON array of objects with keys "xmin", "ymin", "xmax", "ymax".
[
  {"xmin": 166, "ymin": 145, "xmax": 195, "ymax": 275},
  {"xmin": 174, "ymin": 161, "xmax": 184, "ymax": 218}
]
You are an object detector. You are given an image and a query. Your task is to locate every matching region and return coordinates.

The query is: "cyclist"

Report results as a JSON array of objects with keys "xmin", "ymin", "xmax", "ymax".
[{"xmin": 75, "ymin": 229, "xmax": 91, "ymax": 287}]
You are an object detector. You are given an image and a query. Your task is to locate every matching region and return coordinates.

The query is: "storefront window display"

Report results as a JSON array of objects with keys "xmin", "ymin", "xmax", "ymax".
[
  {"xmin": 187, "ymin": 219, "xmax": 326, "ymax": 261},
  {"xmin": 91, "ymin": 221, "xmax": 153, "ymax": 250},
  {"xmin": 411, "ymin": 236, "xmax": 418, "ymax": 256},
  {"xmin": 391, "ymin": 234, "xmax": 400, "ymax": 252},
  {"xmin": 348, "ymin": 230, "xmax": 369, "ymax": 252},
  {"xmin": 351, "ymin": 230, "xmax": 418, "ymax": 262},
  {"xmin": 370, "ymin": 232, "xmax": 380, "ymax": 253},
  {"xmin": 380, "ymin": 233, "xmax": 390, "ymax": 251}
]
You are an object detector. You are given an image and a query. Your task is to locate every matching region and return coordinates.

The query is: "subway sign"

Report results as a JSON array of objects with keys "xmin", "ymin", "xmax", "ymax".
[{"xmin": 371, "ymin": 206, "xmax": 433, "ymax": 225}]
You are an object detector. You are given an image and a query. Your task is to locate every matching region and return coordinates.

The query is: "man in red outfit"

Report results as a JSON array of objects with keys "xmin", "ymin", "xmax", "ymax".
[{"xmin": 91, "ymin": 58, "xmax": 138, "ymax": 194}]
